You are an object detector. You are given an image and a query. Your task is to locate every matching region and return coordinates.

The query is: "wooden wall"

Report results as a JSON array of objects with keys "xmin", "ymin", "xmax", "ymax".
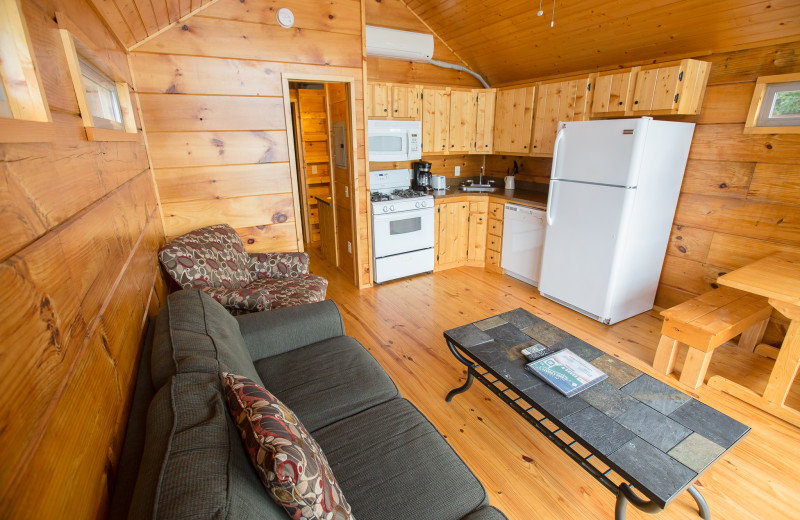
[
  {"xmin": 365, "ymin": 0, "xmax": 482, "ymax": 87},
  {"xmin": 327, "ymin": 83, "xmax": 357, "ymax": 278},
  {"xmin": 656, "ymin": 42, "xmax": 800, "ymax": 346},
  {"xmin": 0, "ymin": 0, "xmax": 166, "ymax": 517},
  {"xmin": 131, "ymin": 0, "xmax": 371, "ymax": 286}
]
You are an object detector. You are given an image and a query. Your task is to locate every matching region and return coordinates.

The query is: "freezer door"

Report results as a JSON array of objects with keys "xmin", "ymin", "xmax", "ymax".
[
  {"xmin": 539, "ymin": 180, "xmax": 634, "ymax": 320},
  {"xmin": 551, "ymin": 119, "xmax": 649, "ymax": 187}
]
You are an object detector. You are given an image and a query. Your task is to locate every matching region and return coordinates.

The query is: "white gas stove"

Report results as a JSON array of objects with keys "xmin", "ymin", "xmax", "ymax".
[{"xmin": 369, "ymin": 169, "xmax": 435, "ymax": 284}]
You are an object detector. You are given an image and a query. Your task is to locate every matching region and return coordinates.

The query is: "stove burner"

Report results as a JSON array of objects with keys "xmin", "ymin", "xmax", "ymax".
[
  {"xmin": 392, "ymin": 188, "xmax": 424, "ymax": 198},
  {"xmin": 370, "ymin": 192, "xmax": 392, "ymax": 202},
  {"xmin": 370, "ymin": 189, "xmax": 430, "ymax": 202}
]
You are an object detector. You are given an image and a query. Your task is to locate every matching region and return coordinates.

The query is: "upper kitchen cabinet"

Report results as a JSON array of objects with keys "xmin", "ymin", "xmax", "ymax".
[
  {"xmin": 531, "ymin": 75, "xmax": 593, "ymax": 157},
  {"xmin": 473, "ymin": 89, "xmax": 496, "ymax": 154},
  {"xmin": 422, "ymin": 86, "xmax": 451, "ymax": 153},
  {"xmin": 631, "ymin": 59, "xmax": 710, "ymax": 115},
  {"xmin": 391, "ymin": 84, "xmax": 422, "ymax": 118},
  {"xmin": 591, "ymin": 68, "xmax": 639, "ymax": 117},
  {"xmin": 367, "ymin": 82, "xmax": 391, "ymax": 118},
  {"xmin": 493, "ymin": 85, "xmax": 536, "ymax": 155},
  {"xmin": 449, "ymin": 88, "xmax": 477, "ymax": 153},
  {"xmin": 367, "ymin": 82, "xmax": 422, "ymax": 119}
]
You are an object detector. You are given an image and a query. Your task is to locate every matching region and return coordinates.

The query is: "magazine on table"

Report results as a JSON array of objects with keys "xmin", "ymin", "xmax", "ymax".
[{"xmin": 525, "ymin": 348, "xmax": 607, "ymax": 398}]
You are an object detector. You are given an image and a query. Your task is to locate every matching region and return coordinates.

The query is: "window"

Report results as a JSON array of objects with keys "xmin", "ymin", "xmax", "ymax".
[
  {"xmin": 59, "ymin": 23, "xmax": 137, "ymax": 142},
  {"xmin": 79, "ymin": 57, "xmax": 124, "ymax": 131},
  {"xmin": 745, "ymin": 73, "xmax": 800, "ymax": 134},
  {"xmin": 0, "ymin": 0, "xmax": 54, "ymax": 142}
]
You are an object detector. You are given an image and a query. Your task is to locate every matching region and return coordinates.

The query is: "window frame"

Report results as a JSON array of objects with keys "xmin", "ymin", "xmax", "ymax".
[
  {"xmin": 58, "ymin": 16, "xmax": 138, "ymax": 142},
  {"xmin": 0, "ymin": 0, "xmax": 54, "ymax": 143},
  {"xmin": 744, "ymin": 72, "xmax": 800, "ymax": 135}
]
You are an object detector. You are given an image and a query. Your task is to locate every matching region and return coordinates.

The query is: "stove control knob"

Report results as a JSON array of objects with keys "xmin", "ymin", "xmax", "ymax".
[
  {"xmin": 390, "ymin": 205, "xmax": 395, "ymax": 212},
  {"xmin": 420, "ymin": 200, "xmax": 427, "ymax": 208},
  {"xmin": 382, "ymin": 205, "xmax": 389, "ymax": 213}
]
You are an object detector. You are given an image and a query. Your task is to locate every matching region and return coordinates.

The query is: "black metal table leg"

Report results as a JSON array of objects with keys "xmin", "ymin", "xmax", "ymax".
[
  {"xmin": 446, "ymin": 368, "xmax": 475, "ymax": 402},
  {"xmin": 445, "ymin": 338, "xmax": 477, "ymax": 402},
  {"xmin": 688, "ymin": 485, "xmax": 711, "ymax": 520},
  {"xmin": 615, "ymin": 484, "xmax": 663, "ymax": 520}
]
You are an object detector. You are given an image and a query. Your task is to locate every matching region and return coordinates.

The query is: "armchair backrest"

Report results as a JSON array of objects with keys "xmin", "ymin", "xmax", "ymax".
[{"xmin": 159, "ymin": 224, "xmax": 251, "ymax": 290}]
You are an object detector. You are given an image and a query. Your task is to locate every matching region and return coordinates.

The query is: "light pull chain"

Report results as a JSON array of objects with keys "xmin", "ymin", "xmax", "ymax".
[{"xmin": 551, "ymin": 0, "xmax": 556, "ymax": 28}]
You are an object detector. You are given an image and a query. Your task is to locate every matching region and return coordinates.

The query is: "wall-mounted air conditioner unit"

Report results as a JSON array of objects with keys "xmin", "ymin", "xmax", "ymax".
[{"xmin": 365, "ymin": 25, "xmax": 434, "ymax": 62}]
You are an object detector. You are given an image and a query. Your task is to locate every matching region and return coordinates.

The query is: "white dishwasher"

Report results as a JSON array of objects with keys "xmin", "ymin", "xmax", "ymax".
[{"xmin": 501, "ymin": 203, "xmax": 546, "ymax": 286}]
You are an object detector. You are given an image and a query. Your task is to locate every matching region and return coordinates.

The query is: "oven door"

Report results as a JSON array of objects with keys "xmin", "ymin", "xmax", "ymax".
[{"xmin": 372, "ymin": 208, "xmax": 434, "ymax": 258}]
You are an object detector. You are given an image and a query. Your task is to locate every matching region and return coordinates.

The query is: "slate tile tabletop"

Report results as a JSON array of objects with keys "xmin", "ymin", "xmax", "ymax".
[{"xmin": 444, "ymin": 308, "xmax": 750, "ymax": 509}]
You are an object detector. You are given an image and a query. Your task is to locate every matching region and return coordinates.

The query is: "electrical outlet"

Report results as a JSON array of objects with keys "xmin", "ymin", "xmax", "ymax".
[
  {"xmin": 455, "ymin": 166, "xmax": 461, "ymax": 176},
  {"xmin": 347, "ymin": 241, "xmax": 352, "ymax": 253}
]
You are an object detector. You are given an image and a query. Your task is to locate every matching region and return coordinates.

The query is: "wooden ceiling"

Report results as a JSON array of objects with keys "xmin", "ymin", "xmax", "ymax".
[
  {"xmin": 89, "ymin": 0, "xmax": 217, "ymax": 49},
  {"xmin": 402, "ymin": 0, "xmax": 800, "ymax": 85},
  {"xmin": 93, "ymin": 0, "xmax": 800, "ymax": 85}
]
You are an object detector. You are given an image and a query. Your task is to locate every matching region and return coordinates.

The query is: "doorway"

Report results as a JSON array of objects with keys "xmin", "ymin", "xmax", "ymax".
[{"xmin": 284, "ymin": 78, "xmax": 358, "ymax": 286}]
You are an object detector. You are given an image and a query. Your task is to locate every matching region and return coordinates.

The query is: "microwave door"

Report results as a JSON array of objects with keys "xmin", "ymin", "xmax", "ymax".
[{"xmin": 369, "ymin": 133, "xmax": 408, "ymax": 161}]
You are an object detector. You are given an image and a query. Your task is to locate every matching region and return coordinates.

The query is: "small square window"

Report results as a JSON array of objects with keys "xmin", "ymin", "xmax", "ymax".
[
  {"xmin": 745, "ymin": 73, "xmax": 800, "ymax": 134},
  {"xmin": 78, "ymin": 57, "xmax": 124, "ymax": 131},
  {"xmin": 59, "ymin": 24, "xmax": 137, "ymax": 142}
]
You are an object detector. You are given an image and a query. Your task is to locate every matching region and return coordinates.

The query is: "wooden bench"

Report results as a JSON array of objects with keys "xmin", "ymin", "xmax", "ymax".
[{"xmin": 653, "ymin": 287, "xmax": 772, "ymax": 388}]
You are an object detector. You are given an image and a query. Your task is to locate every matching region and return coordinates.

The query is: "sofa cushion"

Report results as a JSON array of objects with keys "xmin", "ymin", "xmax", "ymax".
[
  {"xmin": 461, "ymin": 507, "xmax": 509, "ymax": 520},
  {"xmin": 151, "ymin": 289, "xmax": 263, "ymax": 389},
  {"xmin": 254, "ymin": 336, "xmax": 399, "ymax": 432},
  {"xmin": 313, "ymin": 398, "xmax": 490, "ymax": 520},
  {"xmin": 128, "ymin": 371, "xmax": 287, "ymax": 520},
  {"xmin": 222, "ymin": 373, "xmax": 354, "ymax": 520},
  {"xmin": 246, "ymin": 275, "xmax": 328, "ymax": 309}
]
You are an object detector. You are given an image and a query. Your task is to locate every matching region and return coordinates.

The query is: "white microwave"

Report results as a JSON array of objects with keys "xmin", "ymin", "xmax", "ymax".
[{"xmin": 368, "ymin": 120, "xmax": 422, "ymax": 162}]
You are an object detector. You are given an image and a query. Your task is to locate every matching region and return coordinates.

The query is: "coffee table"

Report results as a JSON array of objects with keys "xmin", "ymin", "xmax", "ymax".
[{"xmin": 444, "ymin": 308, "xmax": 749, "ymax": 520}]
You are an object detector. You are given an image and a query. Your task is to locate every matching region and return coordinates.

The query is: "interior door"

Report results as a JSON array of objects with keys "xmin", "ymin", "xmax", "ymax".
[{"xmin": 538, "ymin": 180, "xmax": 633, "ymax": 319}]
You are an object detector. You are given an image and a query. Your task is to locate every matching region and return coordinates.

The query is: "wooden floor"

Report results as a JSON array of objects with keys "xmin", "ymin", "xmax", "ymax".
[{"xmin": 308, "ymin": 248, "xmax": 800, "ymax": 520}]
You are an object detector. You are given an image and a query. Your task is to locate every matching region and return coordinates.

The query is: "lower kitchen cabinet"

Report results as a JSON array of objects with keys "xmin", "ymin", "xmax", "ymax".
[
  {"xmin": 485, "ymin": 200, "xmax": 505, "ymax": 273},
  {"xmin": 467, "ymin": 200, "xmax": 488, "ymax": 266},
  {"xmin": 434, "ymin": 199, "xmax": 469, "ymax": 269}
]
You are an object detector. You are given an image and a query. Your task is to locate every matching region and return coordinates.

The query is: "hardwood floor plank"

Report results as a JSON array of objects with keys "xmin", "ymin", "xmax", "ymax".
[{"xmin": 307, "ymin": 247, "xmax": 800, "ymax": 519}]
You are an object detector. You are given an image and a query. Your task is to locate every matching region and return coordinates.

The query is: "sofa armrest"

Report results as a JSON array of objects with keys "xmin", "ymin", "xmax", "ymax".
[
  {"xmin": 235, "ymin": 299, "xmax": 345, "ymax": 360},
  {"xmin": 248, "ymin": 252, "xmax": 310, "ymax": 279}
]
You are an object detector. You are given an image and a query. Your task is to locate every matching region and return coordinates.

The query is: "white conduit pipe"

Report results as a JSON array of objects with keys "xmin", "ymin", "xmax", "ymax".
[{"xmin": 429, "ymin": 59, "xmax": 490, "ymax": 88}]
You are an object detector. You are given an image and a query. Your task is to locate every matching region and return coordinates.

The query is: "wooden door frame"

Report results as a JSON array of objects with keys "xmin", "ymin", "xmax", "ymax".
[
  {"xmin": 281, "ymin": 73, "xmax": 359, "ymax": 286},
  {"xmin": 289, "ymin": 97, "xmax": 312, "ymax": 244}
]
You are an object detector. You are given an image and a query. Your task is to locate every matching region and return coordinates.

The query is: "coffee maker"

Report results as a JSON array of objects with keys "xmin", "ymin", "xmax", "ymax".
[{"xmin": 412, "ymin": 161, "xmax": 432, "ymax": 191}]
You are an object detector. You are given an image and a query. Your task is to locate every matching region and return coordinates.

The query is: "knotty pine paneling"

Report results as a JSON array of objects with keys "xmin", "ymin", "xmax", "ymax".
[
  {"xmin": 365, "ymin": 0, "xmax": 482, "ymax": 87},
  {"xmin": 0, "ymin": 0, "xmax": 165, "ymax": 517},
  {"xmin": 652, "ymin": 42, "xmax": 800, "ymax": 349},
  {"xmin": 133, "ymin": 0, "xmax": 370, "ymax": 286}
]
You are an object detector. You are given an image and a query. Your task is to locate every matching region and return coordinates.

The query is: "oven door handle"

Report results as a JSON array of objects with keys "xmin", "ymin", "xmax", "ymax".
[{"xmin": 373, "ymin": 209, "xmax": 431, "ymax": 221}]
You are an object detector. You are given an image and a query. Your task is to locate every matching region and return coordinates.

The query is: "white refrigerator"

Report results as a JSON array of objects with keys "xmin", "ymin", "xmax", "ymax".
[{"xmin": 538, "ymin": 117, "xmax": 694, "ymax": 325}]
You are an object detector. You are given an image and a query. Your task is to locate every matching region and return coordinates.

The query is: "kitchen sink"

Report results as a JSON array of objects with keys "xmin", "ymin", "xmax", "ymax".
[{"xmin": 459, "ymin": 186, "xmax": 498, "ymax": 192}]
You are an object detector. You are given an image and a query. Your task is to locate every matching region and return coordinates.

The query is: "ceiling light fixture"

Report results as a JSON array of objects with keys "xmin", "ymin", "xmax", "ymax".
[{"xmin": 537, "ymin": 0, "xmax": 543, "ymax": 16}]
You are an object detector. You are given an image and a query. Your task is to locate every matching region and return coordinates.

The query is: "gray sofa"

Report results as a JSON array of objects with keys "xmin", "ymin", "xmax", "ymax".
[{"xmin": 110, "ymin": 289, "xmax": 507, "ymax": 520}]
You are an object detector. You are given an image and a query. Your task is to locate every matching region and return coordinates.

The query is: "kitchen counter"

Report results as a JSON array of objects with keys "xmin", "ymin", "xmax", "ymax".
[{"xmin": 430, "ymin": 188, "xmax": 548, "ymax": 209}]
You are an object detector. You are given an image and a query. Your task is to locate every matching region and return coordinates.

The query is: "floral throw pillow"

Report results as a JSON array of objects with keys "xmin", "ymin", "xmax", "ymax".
[{"xmin": 221, "ymin": 373, "xmax": 354, "ymax": 520}]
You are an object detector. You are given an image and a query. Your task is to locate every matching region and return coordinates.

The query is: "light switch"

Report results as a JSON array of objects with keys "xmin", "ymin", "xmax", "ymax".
[{"xmin": 345, "ymin": 186, "xmax": 349, "ymax": 197}]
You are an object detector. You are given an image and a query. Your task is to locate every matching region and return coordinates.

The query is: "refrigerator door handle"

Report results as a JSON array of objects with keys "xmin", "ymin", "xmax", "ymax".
[
  {"xmin": 550, "ymin": 126, "xmax": 566, "ymax": 181},
  {"xmin": 546, "ymin": 180, "xmax": 558, "ymax": 226}
]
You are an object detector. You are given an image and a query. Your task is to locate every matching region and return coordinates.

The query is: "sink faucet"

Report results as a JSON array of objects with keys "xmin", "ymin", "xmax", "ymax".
[{"xmin": 479, "ymin": 166, "xmax": 484, "ymax": 186}]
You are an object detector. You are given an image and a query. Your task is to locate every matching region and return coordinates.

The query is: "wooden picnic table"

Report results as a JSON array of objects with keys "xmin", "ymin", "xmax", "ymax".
[{"xmin": 711, "ymin": 252, "xmax": 800, "ymax": 427}]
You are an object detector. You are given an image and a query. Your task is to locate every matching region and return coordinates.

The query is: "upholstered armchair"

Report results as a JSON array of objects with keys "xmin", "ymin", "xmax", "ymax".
[{"xmin": 158, "ymin": 224, "xmax": 328, "ymax": 315}]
